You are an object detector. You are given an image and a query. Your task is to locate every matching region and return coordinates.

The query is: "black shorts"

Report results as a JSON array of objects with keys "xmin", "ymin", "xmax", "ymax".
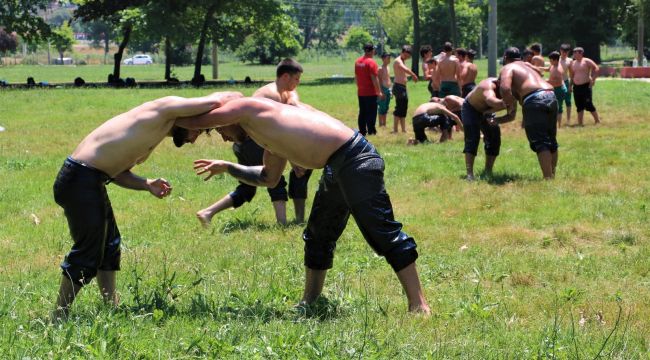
[
  {"xmin": 412, "ymin": 113, "xmax": 451, "ymax": 143},
  {"xmin": 573, "ymin": 83, "xmax": 596, "ymax": 112},
  {"xmin": 392, "ymin": 83, "xmax": 408, "ymax": 117},
  {"xmin": 53, "ymin": 157, "xmax": 121, "ymax": 287},
  {"xmin": 302, "ymin": 132, "xmax": 418, "ymax": 272},
  {"xmin": 461, "ymin": 101, "xmax": 501, "ymax": 156},
  {"xmin": 522, "ymin": 90, "xmax": 559, "ymax": 153}
]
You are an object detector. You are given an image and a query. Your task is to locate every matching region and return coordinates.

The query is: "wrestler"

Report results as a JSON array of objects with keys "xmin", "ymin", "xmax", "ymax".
[
  {"xmin": 178, "ymin": 97, "xmax": 431, "ymax": 314},
  {"xmin": 499, "ymin": 47, "xmax": 559, "ymax": 179},
  {"xmin": 52, "ymin": 91, "xmax": 243, "ymax": 320}
]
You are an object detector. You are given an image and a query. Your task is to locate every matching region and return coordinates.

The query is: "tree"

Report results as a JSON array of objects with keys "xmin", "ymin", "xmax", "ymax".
[
  {"xmin": 0, "ymin": 0, "xmax": 52, "ymax": 43},
  {"xmin": 51, "ymin": 22, "xmax": 75, "ymax": 63},
  {"xmin": 235, "ymin": 10, "xmax": 302, "ymax": 64},
  {"xmin": 411, "ymin": 0, "xmax": 421, "ymax": 75},
  {"xmin": 420, "ymin": 1, "xmax": 482, "ymax": 51},
  {"xmin": 74, "ymin": 0, "xmax": 148, "ymax": 82},
  {"xmin": 378, "ymin": 1, "xmax": 412, "ymax": 50},
  {"xmin": 344, "ymin": 26, "xmax": 373, "ymax": 50},
  {"xmin": 498, "ymin": 0, "xmax": 627, "ymax": 63},
  {"xmin": 80, "ymin": 20, "xmax": 116, "ymax": 64},
  {"xmin": 447, "ymin": 0, "xmax": 458, "ymax": 46},
  {"xmin": 288, "ymin": 0, "xmax": 347, "ymax": 49}
]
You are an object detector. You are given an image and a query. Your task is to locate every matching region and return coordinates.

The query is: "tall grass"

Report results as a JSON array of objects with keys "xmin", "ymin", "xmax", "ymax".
[{"xmin": 0, "ymin": 79, "xmax": 649, "ymax": 357}]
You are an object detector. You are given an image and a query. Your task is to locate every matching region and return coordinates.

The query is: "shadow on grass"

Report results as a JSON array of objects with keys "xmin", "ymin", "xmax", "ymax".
[
  {"xmin": 460, "ymin": 171, "xmax": 534, "ymax": 185},
  {"xmin": 299, "ymin": 77, "xmax": 355, "ymax": 86}
]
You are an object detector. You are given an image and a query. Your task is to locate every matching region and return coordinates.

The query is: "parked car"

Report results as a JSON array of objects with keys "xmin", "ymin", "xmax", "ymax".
[{"xmin": 123, "ymin": 54, "xmax": 153, "ymax": 65}]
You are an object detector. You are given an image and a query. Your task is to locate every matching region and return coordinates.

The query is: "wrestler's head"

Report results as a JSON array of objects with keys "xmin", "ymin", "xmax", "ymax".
[
  {"xmin": 276, "ymin": 58, "xmax": 303, "ymax": 91},
  {"xmin": 573, "ymin": 47, "xmax": 584, "ymax": 60},
  {"xmin": 171, "ymin": 126, "xmax": 203, "ymax": 147},
  {"xmin": 503, "ymin": 47, "xmax": 521, "ymax": 64},
  {"xmin": 215, "ymin": 124, "xmax": 247, "ymax": 143},
  {"xmin": 548, "ymin": 51, "xmax": 560, "ymax": 65}
]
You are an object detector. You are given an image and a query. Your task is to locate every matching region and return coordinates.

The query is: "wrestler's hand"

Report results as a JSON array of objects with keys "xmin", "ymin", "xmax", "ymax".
[
  {"xmin": 194, "ymin": 159, "xmax": 228, "ymax": 181},
  {"xmin": 147, "ymin": 178, "xmax": 172, "ymax": 198}
]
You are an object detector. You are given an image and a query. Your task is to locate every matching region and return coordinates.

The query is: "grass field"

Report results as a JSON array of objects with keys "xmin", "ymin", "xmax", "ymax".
[
  {"xmin": 0, "ymin": 56, "xmax": 490, "ymax": 84},
  {"xmin": 1, "ymin": 74, "xmax": 649, "ymax": 358}
]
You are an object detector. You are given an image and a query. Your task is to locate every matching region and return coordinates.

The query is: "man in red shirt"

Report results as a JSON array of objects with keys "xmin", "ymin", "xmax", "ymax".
[{"xmin": 355, "ymin": 43, "xmax": 383, "ymax": 136}]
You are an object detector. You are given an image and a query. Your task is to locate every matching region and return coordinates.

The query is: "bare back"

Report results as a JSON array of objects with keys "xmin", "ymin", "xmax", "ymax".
[
  {"xmin": 460, "ymin": 61, "xmax": 478, "ymax": 86},
  {"xmin": 185, "ymin": 98, "xmax": 355, "ymax": 169},
  {"xmin": 438, "ymin": 54, "xmax": 459, "ymax": 82},
  {"xmin": 467, "ymin": 78, "xmax": 506, "ymax": 113},
  {"xmin": 253, "ymin": 82, "xmax": 297, "ymax": 104},
  {"xmin": 500, "ymin": 61, "xmax": 553, "ymax": 102},
  {"xmin": 414, "ymin": 102, "xmax": 447, "ymax": 117},
  {"xmin": 71, "ymin": 100, "xmax": 177, "ymax": 178}
]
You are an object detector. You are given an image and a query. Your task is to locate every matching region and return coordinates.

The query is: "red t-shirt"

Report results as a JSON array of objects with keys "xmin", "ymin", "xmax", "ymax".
[{"xmin": 355, "ymin": 55, "xmax": 379, "ymax": 96}]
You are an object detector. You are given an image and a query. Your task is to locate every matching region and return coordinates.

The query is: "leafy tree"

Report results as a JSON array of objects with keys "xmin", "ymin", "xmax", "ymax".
[
  {"xmin": 498, "ymin": 0, "xmax": 627, "ymax": 63},
  {"xmin": 74, "ymin": 0, "xmax": 148, "ymax": 82},
  {"xmin": 0, "ymin": 0, "xmax": 52, "ymax": 43},
  {"xmin": 288, "ymin": 0, "xmax": 346, "ymax": 49},
  {"xmin": 80, "ymin": 20, "xmax": 117, "ymax": 64},
  {"xmin": 235, "ymin": 10, "xmax": 302, "ymax": 64},
  {"xmin": 344, "ymin": 26, "xmax": 373, "ymax": 50},
  {"xmin": 621, "ymin": 0, "xmax": 649, "ymax": 52},
  {"xmin": 378, "ymin": 1, "xmax": 412, "ymax": 50},
  {"xmin": 420, "ymin": 0, "xmax": 482, "ymax": 51},
  {"xmin": 51, "ymin": 22, "xmax": 75, "ymax": 63}
]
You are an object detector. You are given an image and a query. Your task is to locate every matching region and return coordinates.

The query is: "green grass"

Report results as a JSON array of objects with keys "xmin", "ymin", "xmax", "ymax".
[
  {"xmin": 0, "ymin": 56, "xmax": 490, "ymax": 84},
  {"xmin": 1, "ymin": 79, "xmax": 650, "ymax": 358}
]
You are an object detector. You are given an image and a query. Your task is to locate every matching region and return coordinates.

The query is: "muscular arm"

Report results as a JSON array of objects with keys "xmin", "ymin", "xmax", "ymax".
[
  {"xmin": 157, "ymin": 92, "xmax": 243, "ymax": 119},
  {"xmin": 499, "ymin": 67, "xmax": 517, "ymax": 115},
  {"xmin": 396, "ymin": 59, "xmax": 418, "ymax": 81},
  {"xmin": 483, "ymin": 90, "xmax": 507, "ymax": 112},
  {"xmin": 175, "ymin": 99, "xmax": 248, "ymax": 130},
  {"xmin": 113, "ymin": 170, "xmax": 172, "ymax": 198},
  {"xmin": 194, "ymin": 150, "xmax": 287, "ymax": 188}
]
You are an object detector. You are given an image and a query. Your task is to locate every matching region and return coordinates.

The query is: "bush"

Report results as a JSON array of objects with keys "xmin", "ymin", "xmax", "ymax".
[{"xmin": 344, "ymin": 26, "xmax": 373, "ymax": 51}]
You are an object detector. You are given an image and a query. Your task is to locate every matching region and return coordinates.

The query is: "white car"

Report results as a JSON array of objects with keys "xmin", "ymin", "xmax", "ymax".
[{"xmin": 123, "ymin": 54, "xmax": 153, "ymax": 65}]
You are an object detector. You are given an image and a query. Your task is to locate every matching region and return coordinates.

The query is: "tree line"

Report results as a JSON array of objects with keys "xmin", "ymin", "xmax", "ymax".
[{"xmin": 1, "ymin": 0, "xmax": 647, "ymax": 82}]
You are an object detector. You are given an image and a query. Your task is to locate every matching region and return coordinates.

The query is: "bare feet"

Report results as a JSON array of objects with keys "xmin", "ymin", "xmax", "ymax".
[
  {"xmin": 196, "ymin": 210, "xmax": 212, "ymax": 228},
  {"xmin": 409, "ymin": 303, "xmax": 431, "ymax": 315}
]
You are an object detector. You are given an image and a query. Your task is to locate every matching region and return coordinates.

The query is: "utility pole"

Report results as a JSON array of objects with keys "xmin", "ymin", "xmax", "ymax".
[
  {"xmin": 488, "ymin": 0, "xmax": 497, "ymax": 77},
  {"xmin": 639, "ymin": 0, "xmax": 645, "ymax": 66}
]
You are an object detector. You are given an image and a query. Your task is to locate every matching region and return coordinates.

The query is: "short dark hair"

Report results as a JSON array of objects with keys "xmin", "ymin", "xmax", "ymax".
[
  {"xmin": 549, "ymin": 51, "xmax": 560, "ymax": 61},
  {"xmin": 456, "ymin": 48, "xmax": 467, "ymax": 57},
  {"xmin": 276, "ymin": 58, "xmax": 303, "ymax": 78},
  {"xmin": 522, "ymin": 48, "xmax": 533, "ymax": 58},
  {"xmin": 530, "ymin": 43, "xmax": 541, "ymax": 53},
  {"xmin": 504, "ymin": 47, "xmax": 521, "ymax": 60},
  {"xmin": 560, "ymin": 43, "xmax": 571, "ymax": 53},
  {"xmin": 172, "ymin": 126, "xmax": 188, "ymax": 148},
  {"xmin": 363, "ymin": 43, "xmax": 375, "ymax": 52},
  {"xmin": 467, "ymin": 49, "xmax": 476, "ymax": 60},
  {"xmin": 419, "ymin": 44, "xmax": 432, "ymax": 58},
  {"xmin": 401, "ymin": 45, "xmax": 412, "ymax": 54},
  {"xmin": 381, "ymin": 52, "xmax": 391, "ymax": 59},
  {"xmin": 443, "ymin": 42, "xmax": 453, "ymax": 52}
]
